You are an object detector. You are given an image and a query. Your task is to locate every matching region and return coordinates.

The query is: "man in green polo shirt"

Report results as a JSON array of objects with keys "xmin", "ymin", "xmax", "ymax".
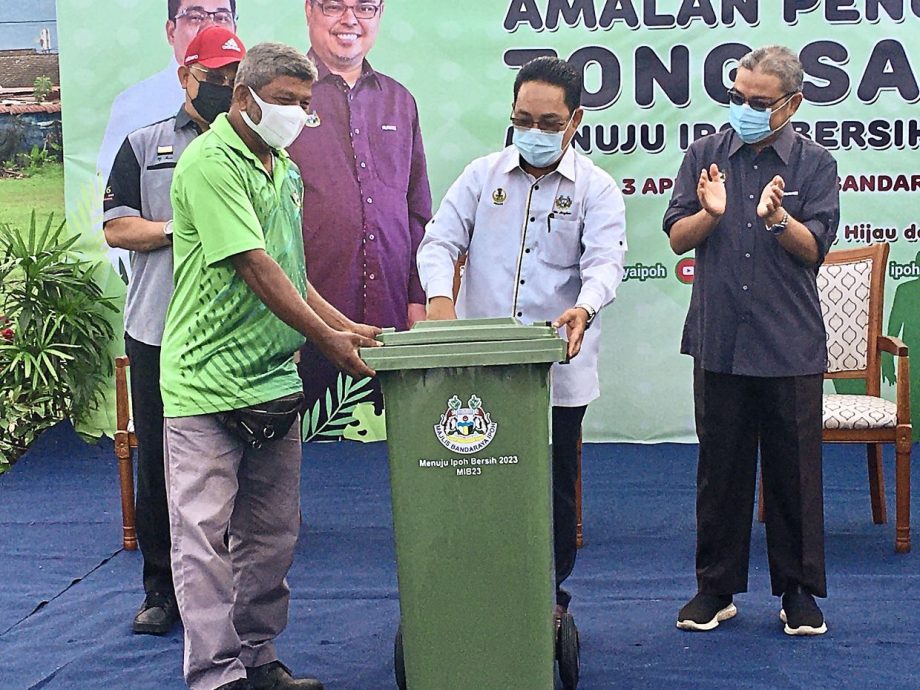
[{"xmin": 162, "ymin": 42, "xmax": 378, "ymax": 690}]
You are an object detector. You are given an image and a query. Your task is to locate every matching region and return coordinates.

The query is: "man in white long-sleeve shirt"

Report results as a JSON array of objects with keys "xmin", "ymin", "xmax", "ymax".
[{"xmin": 417, "ymin": 56, "xmax": 627, "ymax": 615}]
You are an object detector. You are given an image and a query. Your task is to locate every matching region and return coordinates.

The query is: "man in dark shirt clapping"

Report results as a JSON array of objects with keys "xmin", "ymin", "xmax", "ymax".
[{"xmin": 663, "ymin": 44, "xmax": 840, "ymax": 637}]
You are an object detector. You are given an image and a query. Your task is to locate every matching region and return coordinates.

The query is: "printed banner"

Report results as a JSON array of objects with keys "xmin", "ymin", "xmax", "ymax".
[{"xmin": 57, "ymin": 0, "xmax": 920, "ymax": 442}]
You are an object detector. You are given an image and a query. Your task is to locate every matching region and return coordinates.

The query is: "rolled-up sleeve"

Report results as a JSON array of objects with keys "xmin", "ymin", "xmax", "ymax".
[
  {"xmin": 663, "ymin": 144, "xmax": 702, "ymax": 235},
  {"xmin": 798, "ymin": 154, "xmax": 839, "ymax": 264},
  {"xmin": 576, "ymin": 177, "xmax": 627, "ymax": 311},
  {"xmin": 417, "ymin": 161, "xmax": 482, "ymax": 300}
]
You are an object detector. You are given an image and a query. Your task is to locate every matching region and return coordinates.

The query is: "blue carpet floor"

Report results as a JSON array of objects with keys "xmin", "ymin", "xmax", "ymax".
[{"xmin": 0, "ymin": 422, "xmax": 917, "ymax": 689}]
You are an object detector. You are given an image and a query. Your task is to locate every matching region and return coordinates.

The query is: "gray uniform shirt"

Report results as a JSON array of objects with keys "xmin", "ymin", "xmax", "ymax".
[{"xmin": 103, "ymin": 108, "xmax": 200, "ymax": 346}]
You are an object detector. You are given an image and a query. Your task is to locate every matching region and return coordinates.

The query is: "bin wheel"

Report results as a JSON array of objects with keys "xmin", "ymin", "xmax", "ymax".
[
  {"xmin": 556, "ymin": 612, "xmax": 580, "ymax": 689},
  {"xmin": 394, "ymin": 624, "xmax": 407, "ymax": 690}
]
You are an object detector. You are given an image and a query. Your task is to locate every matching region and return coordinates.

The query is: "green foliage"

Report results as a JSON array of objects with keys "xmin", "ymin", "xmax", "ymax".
[
  {"xmin": 33, "ymin": 76, "xmax": 53, "ymax": 103},
  {"xmin": 0, "ymin": 212, "xmax": 118, "ymax": 471},
  {"xmin": 1, "ymin": 118, "xmax": 63, "ymax": 177}
]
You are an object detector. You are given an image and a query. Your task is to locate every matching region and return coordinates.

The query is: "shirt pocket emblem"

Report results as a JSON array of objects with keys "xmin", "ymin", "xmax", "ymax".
[
  {"xmin": 553, "ymin": 194, "xmax": 573, "ymax": 215},
  {"xmin": 492, "ymin": 188, "xmax": 507, "ymax": 205}
]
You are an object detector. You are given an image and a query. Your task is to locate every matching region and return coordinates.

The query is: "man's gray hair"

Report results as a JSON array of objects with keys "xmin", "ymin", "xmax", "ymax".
[
  {"xmin": 739, "ymin": 45, "xmax": 804, "ymax": 93},
  {"xmin": 235, "ymin": 42, "xmax": 317, "ymax": 91}
]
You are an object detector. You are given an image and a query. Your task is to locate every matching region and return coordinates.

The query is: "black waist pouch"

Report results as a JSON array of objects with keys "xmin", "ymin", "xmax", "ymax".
[{"xmin": 217, "ymin": 392, "xmax": 304, "ymax": 449}]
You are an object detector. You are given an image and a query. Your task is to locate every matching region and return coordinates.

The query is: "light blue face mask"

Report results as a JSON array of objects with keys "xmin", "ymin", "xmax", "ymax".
[
  {"xmin": 512, "ymin": 116, "xmax": 573, "ymax": 168},
  {"xmin": 729, "ymin": 96, "xmax": 794, "ymax": 145}
]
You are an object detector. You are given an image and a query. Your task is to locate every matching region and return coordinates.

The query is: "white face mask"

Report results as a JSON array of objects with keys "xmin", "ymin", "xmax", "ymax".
[{"xmin": 240, "ymin": 87, "xmax": 309, "ymax": 149}]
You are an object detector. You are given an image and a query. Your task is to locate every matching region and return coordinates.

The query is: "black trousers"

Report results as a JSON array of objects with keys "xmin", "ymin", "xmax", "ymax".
[
  {"xmin": 693, "ymin": 365, "xmax": 826, "ymax": 598},
  {"xmin": 553, "ymin": 405, "xmax": 587, "ymax": 606},
  {"xmin": 124, "ymin": 334, "xmax": 173, "ymax": 597}
]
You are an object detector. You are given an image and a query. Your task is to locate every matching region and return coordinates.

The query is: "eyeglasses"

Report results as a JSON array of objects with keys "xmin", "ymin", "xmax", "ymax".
[
  {"xmin": 313, "ymin": 1, "xmax": 383, "ymax": 19},
  {"xmin": 727, "ymin": 88, "xmax": 797, "ymax": 112},
  {"xmin": 190, "ymin": 66, "xmax": 236, "ymax": 87},
  {"xmin": 173, "ymin": 8, "xmax": 237, "ymax": 27},
  {"xmin": 510, "ymin": 114, "xmax": 572, "ymax": 134}
]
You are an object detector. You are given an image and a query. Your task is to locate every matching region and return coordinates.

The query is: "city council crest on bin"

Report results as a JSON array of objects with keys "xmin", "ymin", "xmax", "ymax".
[{"xmin": 435, "ymin": 395, "xmax": 498, "ymax": 453}]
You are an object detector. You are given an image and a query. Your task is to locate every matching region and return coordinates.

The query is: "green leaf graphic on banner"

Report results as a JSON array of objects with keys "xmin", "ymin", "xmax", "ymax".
[
  {"xmin": 342, "ymin": 402, "xmax": 386, "ymax": 442},
  {"xmin": 301, "ymin": 373, "xmax": 375, "ymax": 441}
]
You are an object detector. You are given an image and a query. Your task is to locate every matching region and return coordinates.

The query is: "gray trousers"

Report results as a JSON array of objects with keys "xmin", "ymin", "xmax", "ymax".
[{"xmin": 164, "ymin": 413, "xmax": 302, "ymax": 690}]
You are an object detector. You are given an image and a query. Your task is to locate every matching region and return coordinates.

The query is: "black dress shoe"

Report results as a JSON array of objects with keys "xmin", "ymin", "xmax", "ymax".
[
  {"xmin": 246, "ymin": 661, "xmax": 324, "ymax": 690},
  {"xmin": 132, "ymin": 591, "xmax": 180, "ymax": 635}
]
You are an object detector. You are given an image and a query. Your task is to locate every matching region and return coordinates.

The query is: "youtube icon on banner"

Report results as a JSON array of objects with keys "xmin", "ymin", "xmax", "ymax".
[{"xmin": 676, "ymin": 258, "xmax": 695, "ymax": 284}]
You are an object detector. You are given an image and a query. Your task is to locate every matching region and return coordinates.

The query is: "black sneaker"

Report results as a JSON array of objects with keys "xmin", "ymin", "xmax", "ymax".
[
  {"xmin": 676, "ymin": 593, "xmax": 736, "ymax": 631},
  {"xmin": 132, "ymin": 591, "xmax": 180, "ymax": 635},
  {"xmin": 246, "ymin": 661, "xmax": 324, "ymax": 690},
  {"xmin": 780, "ymin": 585, "xmax": 827, "ymax": 636}
]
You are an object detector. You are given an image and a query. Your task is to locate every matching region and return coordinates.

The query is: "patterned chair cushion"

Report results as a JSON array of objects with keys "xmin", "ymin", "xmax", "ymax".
[
  {"xmin": 823, "ymin": 393, "xmax": 897, "ymax": 429},
  {"xmin": 818, "ymin": 259, "xmax": 871, "ymax": 373}
]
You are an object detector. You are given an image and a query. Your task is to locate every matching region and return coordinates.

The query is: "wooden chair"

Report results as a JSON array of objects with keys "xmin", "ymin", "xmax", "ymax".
[
  {"xmin": 759, "ymin": 243, "xmax": 911, "ymax": 552},
  {"xmin": 114, "ymin": 355, "xmax": 138, "ymax": 550}
]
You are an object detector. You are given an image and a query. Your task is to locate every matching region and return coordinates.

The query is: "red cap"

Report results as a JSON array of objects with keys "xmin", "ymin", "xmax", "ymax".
[{"xmin": 184, "ymin": 26, "xmax": 246, "ymax": 68}]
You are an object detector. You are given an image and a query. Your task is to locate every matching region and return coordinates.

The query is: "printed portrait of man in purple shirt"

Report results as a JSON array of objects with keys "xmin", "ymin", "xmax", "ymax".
[{"xmin": 288, "ymin": 0, "xmax": 432, "ymax": 440}]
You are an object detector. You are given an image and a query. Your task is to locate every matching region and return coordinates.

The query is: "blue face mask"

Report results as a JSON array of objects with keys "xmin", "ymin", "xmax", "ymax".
[
  {"xmin": 512, "ymin": 117, "xmax": 573, "ymax": 168},
  {"xmin": 729, "ymin": 96, "xmax": 794, "ymax": 145}
]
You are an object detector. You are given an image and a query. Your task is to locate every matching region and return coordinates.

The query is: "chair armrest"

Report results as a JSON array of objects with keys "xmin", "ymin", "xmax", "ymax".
[
  {"xmin": 878, "ymin": 335, "xmax": 911, "ymax": 424},
  {"xmin": 878, "ymin": 335, "xmax": 908, "ymax": 357}
]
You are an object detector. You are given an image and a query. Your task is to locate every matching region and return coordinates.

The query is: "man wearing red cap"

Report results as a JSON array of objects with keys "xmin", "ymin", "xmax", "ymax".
[
  {"xmin": 98, "ymin": 2, "xmax": 240, "ymax": 281},
  {"xmin": 103, "ymin": 25, "xmax": 246, "ymax": 638},
  {"xmin": 98, "ymin": 1, "xmax": 239, "ymax": 182}
]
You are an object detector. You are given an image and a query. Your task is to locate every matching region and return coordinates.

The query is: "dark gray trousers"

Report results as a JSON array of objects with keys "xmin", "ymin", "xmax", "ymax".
[
  {"xmin": 124, "ymin": 334, "xmax": 172, "ymax": 597},
  {"xmin": 693, "ymin": 365, "xmax": 826, "ymax": 598},
  {"xmin": 552, "ymin": 405, "xmax": 587, "ymax": 607}
]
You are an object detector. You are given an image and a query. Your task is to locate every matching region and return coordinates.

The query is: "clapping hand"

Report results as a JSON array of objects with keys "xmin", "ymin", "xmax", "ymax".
[
  {"xmin": 697, "ymin": 163, "xmax": 726, "ymax": 218},
  {"xmin": 757, "ymin": 175, "xmax": 785, "ymax": 222}
]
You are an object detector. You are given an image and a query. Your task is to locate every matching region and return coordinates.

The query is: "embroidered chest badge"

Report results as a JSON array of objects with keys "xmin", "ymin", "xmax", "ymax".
[
  {"xmin": 553, "ymin": 194, "xmax": 573, "ymax": 215},
  {"xmin": 156, "ymin": 145, "xmax": 174, "ymax": 162},
  {"xmin": 304, "ymin": 111, "xmax": 321, "ymax": 128},
  {"xmin": 492, "ymin": 188, "xmax": 507, "ymax": 205}
]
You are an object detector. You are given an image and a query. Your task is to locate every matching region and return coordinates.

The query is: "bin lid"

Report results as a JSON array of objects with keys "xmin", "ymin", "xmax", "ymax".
[{"xmin": 360, "ymin": 317, "xmax": 568, "ymax": 371}]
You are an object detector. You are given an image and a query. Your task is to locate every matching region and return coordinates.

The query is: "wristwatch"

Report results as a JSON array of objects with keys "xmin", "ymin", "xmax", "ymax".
[
  {"xmin": 575, "ymin": 303, "xmax": 597, "ymax": 328},
  {"xmin": 163, "ymin": 219, "xmax": 174, "ymax": 241},
  {"xmin": 765, "ymin": 211, "xmax": 789, "ymax": 235}
]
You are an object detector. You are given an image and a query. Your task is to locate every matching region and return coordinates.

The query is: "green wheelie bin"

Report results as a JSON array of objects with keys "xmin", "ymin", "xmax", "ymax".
[{"xmin": 361, "ymin": 317, "xmax": 579, "ymax": 689}]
